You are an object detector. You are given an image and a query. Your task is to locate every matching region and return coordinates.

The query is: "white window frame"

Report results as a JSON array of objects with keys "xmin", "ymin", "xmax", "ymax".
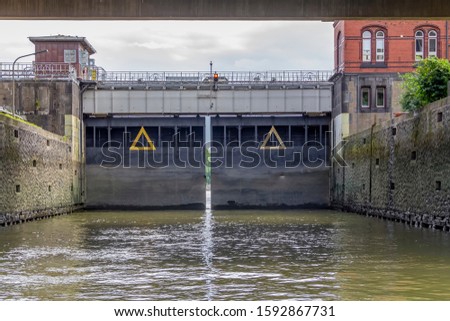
[
  {"xmin": 361, "ymin": 87, "xmax": 370, "ymax": 108},
  {"xmin": 362, "ymin": 31, "xmax": 372, "ymax": 62},
  {"xmin": 415, "ymin": 30, "xmax": 424, "ymax": 61},
  {"xmin": 428, "ymin": 30, "xmax": 437, "ymax": 58},
  {"xmin": 376, "ymin": 31, "xmax": 385, "ymax": 62}
]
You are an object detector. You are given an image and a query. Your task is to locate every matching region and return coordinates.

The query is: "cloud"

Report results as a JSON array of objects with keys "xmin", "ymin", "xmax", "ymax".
[
  {"xmin": 0, "ymin": 20, "xmax": 334, "ymax": 72},
  {"xmin": 233, "ymin": 21, "xmax": 333, "ymax": 70}
]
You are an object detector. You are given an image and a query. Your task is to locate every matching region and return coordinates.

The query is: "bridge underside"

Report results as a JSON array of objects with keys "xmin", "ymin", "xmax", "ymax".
[
  {"xmin": 2, "ymin": 0, "xmax": 450, "ymax": 20},
  {"xmin": 85, "ymin": 115, "xmax": 330, "ymax": 209}
]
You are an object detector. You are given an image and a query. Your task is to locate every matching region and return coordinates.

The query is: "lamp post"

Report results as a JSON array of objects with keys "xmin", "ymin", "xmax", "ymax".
[{"xmin": 12, "ymin": 49, "xmax": 48, "ymax": 116}]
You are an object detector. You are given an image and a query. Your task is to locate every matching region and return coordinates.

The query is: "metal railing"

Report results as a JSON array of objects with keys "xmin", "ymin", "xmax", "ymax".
[
  {"xmin": 0, "ymin": 63, "xmax": 333, "ymax": 85},
  {"xmin": 95, "ymin": 70, "xmax": 333, "ymax": 85},
  {"xmin": 0, "ymin": 62, "xmax": 78, "ymax": 80}
]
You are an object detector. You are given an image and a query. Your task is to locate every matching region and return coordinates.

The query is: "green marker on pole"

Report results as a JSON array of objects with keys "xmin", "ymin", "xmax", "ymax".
[{"xmin": 205, "ymin": 115, "xmax": 212, "ymax": 209}]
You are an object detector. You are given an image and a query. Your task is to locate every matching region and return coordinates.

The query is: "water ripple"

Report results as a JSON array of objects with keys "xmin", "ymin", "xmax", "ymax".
[{"xmin": 0, "ymin": 210, "xmax": 450, "ymax": 300}]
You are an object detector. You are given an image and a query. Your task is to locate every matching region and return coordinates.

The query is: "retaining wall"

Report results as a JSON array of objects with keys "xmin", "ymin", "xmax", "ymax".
[
  {"xmin": 0, "ymin": 113, "xmax": 82, "ymax": 226},
  {"xmin": 332, "ymin": 98, "xmax": 450, "ymax": 230}
]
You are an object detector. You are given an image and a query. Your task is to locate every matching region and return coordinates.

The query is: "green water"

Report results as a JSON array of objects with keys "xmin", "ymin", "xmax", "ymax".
[{"xmin": 0, "ymin": 210, "xmax": 449, "ymax": 300}]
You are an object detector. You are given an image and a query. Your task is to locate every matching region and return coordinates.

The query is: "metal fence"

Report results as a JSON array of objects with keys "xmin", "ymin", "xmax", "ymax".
[
  {"xmin": 0, "ymin": 62, "xmax": 333, "ymax": 85},
  {"xmin": 0, "ymin": 62, "xmax": 78, "ymax": 80},
  {"xmin": 96, "ymin": 70, "xmax": 333, "ymax": 85}
]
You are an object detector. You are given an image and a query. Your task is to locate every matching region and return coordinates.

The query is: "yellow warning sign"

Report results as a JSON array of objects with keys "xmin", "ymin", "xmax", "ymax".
[
  {"xmin": 129, "ymin": 126, "xmax": 156, "ymax": 151},
  {"xmin": 260, "ymin": 126, "xmax": 286, "ymax": 150}
]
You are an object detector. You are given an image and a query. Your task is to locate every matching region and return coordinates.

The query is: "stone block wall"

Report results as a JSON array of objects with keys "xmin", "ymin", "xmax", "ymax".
[
  {"xmin": 0, "ymin": 80, "xmax": 78, "ymax": 136},
  {"xmin": 332, "ymin": 97, "xmax": 450, "ymax": 230},
  {"xmin": 0, "ymin": 113, "xmax": 82, "ymax": 226}
]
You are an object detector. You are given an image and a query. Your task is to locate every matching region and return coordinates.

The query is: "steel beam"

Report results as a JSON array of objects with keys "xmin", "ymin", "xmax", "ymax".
[{"xmin": 0, "ymin": 0, "xmax": 450, "ymax": 20}]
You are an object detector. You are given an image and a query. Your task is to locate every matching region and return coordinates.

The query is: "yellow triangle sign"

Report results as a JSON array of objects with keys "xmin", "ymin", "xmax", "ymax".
[
  {"xmin": 129, "ymin": 126, "xmax": 156, "ymax": 151},
  {"xmin": 260, "ymin": 126, "xmax": 286, "ymax": 150}
]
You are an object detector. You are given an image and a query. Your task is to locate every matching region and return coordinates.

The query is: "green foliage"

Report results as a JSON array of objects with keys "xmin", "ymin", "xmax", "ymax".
[{"xmin": 400, "ymin": 57, "xmax": 450, "ymax": 112}]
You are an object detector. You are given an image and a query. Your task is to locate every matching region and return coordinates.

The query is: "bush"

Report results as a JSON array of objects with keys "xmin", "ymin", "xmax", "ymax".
[{"xmin": 400, "ymin": 57, "xmax": 450, "ymax": 112}]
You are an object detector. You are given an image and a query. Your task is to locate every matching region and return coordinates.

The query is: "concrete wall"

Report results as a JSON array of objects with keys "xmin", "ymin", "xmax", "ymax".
[
  {"xmin": 2, "ymin": 0, "xmax": 450, "ymax": 19},
  {"xmin": 1, "ymin": 79, "xmax": 86, "ymax": 202},
  {"xmin": 85, "ymin": 148, "xmax": 206, "ymax": 209},
  {"xmin": 0, "ymin": 113, "xmax": 83, "ymax": 226},
  {"xmin": 0, "ymin": 80, "xmax": 79, "ymax": 136},
  {"xmin": 85, "ymin": 147, "xmax": 330, "ymax": 209},
  {"xmin": 332, "ymin": 98, "xmax": 450, "ymax": 230},
  {"xmin": 212, "ymin": 148, "xmax": 330, "ymax": 209},
  {"xmin": 332, "ymin": 73, "xmax": 405, "ymax": 143}
]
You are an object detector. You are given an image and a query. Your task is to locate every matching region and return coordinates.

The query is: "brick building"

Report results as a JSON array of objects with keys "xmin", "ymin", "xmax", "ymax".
[
  {"xmin": 332, "ymin": 20, "xmax": 450, "ymax": 145},
  {"xmin": 29, "ymin": 35, "xmax": 96, "ymax": 79}
]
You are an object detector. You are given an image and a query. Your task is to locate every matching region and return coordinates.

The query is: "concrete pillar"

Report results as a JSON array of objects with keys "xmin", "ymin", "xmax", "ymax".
[
  {"xmin": 238, "ymin": 125, "xmax": 242, "ymax": 146},
  {"xmin": 124, "ymin": 126, "xmax": 128, "ymax": 147},
  {"xmin": 223, "ymin": 126, "xmax": 226, "ymax": 147},
  {"xmin": 305, "ymin": 125, "xmax": 308, "ymax": 144},
  {"xmin": 93, "ymin": 126, "xmax": 96, "ymax": 148},
  {"xmin": 157, "ymin": 126, "xmax": 161, "ymax": 147},
  {"xmin": 319, "ymin": 125, "xmax": 323, "ymax": 145},
  {"xmin": 174, "ymin": 125, "xmax": 178, "ymax": 149},
  {"xmin": 107, "ymin": 125, "xmax": 111, "ymax": 148},
  {"xmin": 288, "ymin": 125, "xmax": 292, "ymax": 146}
]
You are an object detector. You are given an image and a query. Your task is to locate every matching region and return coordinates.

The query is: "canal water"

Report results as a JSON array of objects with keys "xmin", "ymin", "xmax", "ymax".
[{"xmin": 0, "ymin": 209, "xmax": 449, "ymax": 301}]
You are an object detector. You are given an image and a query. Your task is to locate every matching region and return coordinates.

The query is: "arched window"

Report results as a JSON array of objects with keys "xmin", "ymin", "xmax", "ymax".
[
  {"xmin": 376, "ymin": 31, "xmax": 385, "ymax": 61},
  {"xmin": 415, "ymin": 30, "xmax": 424, "ymax": 61},
  {"xmin": 428, "ymin": 30, "xmax": 437, "ymax": 58},
  {"xmin": 362, "ymin": 31, "xmax": 372, "ymax": 62}
]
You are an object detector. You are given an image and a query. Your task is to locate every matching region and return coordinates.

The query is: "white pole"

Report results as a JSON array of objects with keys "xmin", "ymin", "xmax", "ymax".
[
  {"xmin": 205, "ymin": 61, "xmax": 213, "ymax": 210},
  {"xmin": 205, "ymin": 115, "xmax": 212, "ymax": 210}
]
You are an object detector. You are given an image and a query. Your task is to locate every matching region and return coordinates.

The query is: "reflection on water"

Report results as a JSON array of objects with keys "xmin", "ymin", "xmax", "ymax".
[
  {"xmin": 0, "ymin": 210, "xmax": 450, "ymax": 300},
  {"xmin": 202, "ymin": 209, "xmax": 215, "ymax": 300}
]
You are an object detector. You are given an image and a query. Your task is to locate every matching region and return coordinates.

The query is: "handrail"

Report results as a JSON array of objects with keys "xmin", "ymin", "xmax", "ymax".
[
  {"xmin": 0, "ymin": 62, "xmax": 333, "ymax": 84},
  {"xmin": 96, "ymin": 70, "xmax": 333, "ymax": 85},
  {"xmin": 0, "ymin": 62, "xmax": 78, "ymax": 80}
]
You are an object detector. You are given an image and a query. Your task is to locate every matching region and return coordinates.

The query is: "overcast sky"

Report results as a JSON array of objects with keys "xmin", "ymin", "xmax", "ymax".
[{"xmin": 0, "ymin": 20, "xmax": 333, "ymax": 72}]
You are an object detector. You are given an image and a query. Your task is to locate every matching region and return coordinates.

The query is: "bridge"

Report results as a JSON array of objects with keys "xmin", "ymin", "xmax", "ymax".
[
  {"xmin": 1, "ymin": 63, "xmax": 332, "ymax": 115},
  {"xmin": 1, "ymin": 0, "xmax": 449, "ymax": 20},
  {"xmin": 83, "ymin": 69, "xmax": 333, "ymax": 115}
]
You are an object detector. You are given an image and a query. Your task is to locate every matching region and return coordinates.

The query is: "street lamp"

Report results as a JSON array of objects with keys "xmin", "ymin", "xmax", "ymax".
[{"xmin": 12, "ymin": 49, "xmax": 48, "ymax": 116}]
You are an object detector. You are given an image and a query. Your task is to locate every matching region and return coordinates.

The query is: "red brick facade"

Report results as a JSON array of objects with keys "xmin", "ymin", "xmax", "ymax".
[
  {"xmin": 334, "ymin": 20, "xmax": 450, "ymax": 74},
  {"xmin": 29, "ymin": 36, "xmax": 96, "ymax": 79},
  {"xmin": 332, "ymin": 20, "xmax": 450, "ymax": 140}
]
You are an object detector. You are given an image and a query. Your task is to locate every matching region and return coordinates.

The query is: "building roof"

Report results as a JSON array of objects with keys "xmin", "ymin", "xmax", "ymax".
[{"xmin": 28, "ymin": 35, "xmax": 96, "ymax": 54}]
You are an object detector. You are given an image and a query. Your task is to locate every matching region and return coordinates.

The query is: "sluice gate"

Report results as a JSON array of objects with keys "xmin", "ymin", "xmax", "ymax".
[{"xmin": 85, "ymin": 115, "xmax": 330, "ymax": 209}]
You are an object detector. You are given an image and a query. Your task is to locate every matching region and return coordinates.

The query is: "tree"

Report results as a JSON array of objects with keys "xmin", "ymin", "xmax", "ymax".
[{"xmin": 400, "ymin": 57, "xmax": 450, "ymax": 112}]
